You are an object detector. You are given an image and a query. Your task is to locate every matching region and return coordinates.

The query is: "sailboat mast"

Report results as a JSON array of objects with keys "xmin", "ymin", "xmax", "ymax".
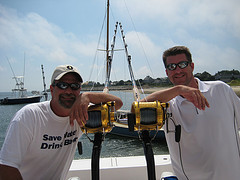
[
  {"xmin": 103, "ymin": 0, "xmax": 110, "ymax": 93},
  {"xmin": 106, "ymin": 0, "xmax": 109, "ymax": 72},
  {"xmin": 106, "ymin": 0, "xmax": 110, "ymax": 72}
]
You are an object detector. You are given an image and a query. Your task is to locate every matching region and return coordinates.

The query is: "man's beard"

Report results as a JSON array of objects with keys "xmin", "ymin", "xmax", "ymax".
[{"xmin": 59, "ymin": 94, "xmax": 76, "ymax": 109}]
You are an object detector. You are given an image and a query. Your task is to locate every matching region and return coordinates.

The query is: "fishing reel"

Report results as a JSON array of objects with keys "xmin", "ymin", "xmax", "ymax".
[
  {"xmin": 79, "ymin": 101, "xmax": 116, "ymax": 180},
  {"xmin": 127, "ymin": 101, "xmax": 169, "ymax": 179},
  {"xmin": 128, "ymin": 101, "xmax": 169, "ymax": 132},
  {"xmin": 81, "ymin": 101, "xmax": 116, "ymax": 134}
]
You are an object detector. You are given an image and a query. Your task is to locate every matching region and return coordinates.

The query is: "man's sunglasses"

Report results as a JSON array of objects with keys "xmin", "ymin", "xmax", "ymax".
[
  {"xmin": 166, "ymin": 61, "xmax": 190, "ymax": 71},
  {"xmin": 53, "ymin": 82, "xmax": 81, "ymax": 90}
]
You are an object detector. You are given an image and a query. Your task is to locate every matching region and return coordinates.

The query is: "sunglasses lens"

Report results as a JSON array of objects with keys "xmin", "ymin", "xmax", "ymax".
[
  {"xmin": 56, "ymin": 82, "xmax": 68, "ymax": 90},
  {"xmin": 167, "ymin": 64, "xmax": 177, "ymax": 71},
  {"xmin": 55, "ymin": 82, "xmax": 80, "ymax": 90},
  {"xmin": 70, "ymin": 83, "xmax": 80, "ymax": 90},
  {"xmin": 178, "ymin": 62, "xmax": 188, "ymax": 69},
  {"xmin": 166, "ymin": 61, "xmax": 189, "ymax": 71}
]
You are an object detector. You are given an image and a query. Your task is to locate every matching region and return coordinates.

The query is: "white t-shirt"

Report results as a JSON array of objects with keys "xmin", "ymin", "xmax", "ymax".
[
  {"xmin": 164, "ymin": 79, "xmax": 240, "ymax": 180},
  {"xmin": 0, "ymin": 101, "xmax": 82, "ymax": 180}
]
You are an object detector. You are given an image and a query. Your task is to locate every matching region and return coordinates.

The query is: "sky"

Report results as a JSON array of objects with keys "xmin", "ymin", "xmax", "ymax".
[{"xmin": 0, "ymin": 0, "xmax": 239, "ymax": 92}]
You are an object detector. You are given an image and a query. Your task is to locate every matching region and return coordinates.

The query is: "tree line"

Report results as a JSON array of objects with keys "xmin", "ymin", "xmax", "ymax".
[{"xmin": 82, "ymin": 69, "xmax": 240, "ymax": 87}]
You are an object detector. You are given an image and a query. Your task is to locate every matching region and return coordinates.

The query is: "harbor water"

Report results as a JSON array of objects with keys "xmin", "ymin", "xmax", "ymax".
[{"xmin": 0, "ymin": 91, "xmax": 169, "ymax": 160}]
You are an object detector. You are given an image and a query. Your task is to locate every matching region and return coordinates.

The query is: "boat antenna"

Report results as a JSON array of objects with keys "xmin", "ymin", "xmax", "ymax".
[
  {"xmin": 23, "ymin": 52, "xmax": 26, "ymax": 87},
  {"xmin": 41, "ymin": 64, "xmax": 48, "ymax": 101},
  {"xmin": 6, "ymin": 56, "xmax": 17, "ymax": 84}
]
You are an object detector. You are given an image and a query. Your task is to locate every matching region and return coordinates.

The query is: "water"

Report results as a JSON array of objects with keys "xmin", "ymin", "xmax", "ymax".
[{"xmin": 0, "ymin": 91, "xmax": 169, "ymax": 160}]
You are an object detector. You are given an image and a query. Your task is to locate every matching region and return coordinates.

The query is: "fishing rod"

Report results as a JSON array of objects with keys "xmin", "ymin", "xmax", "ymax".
[
  {"xmin": 85, "ymin": 0, "xmax": 164, "ymax": 179},
  {"xmin": 128, "ymin": 101, "xmax": 169, "ymax": 180},
  {"xmin": 118, "ymin": 23, "xmax": 162, "ymax": 179},
  {"xmin": 82, "ymin": 2, "xmax": 117, "ymax": 180},
  {"xmin": 103, "ymin": 20, "xmax": 162, "ymax": 179},
  {"xmin": 80, "ymin": 102, "xmax": 116, "ymax": 180}
]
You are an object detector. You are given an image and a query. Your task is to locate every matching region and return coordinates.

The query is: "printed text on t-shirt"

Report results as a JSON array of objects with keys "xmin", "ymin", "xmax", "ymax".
[{"xmin": 40, "ymin": 130, "xmax": 78, "ymax": 149}]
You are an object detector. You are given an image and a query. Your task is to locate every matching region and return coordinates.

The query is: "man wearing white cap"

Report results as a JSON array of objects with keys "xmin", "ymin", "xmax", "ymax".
[{"xmin": 0, "ymin": 64, "xmax": 123, "ymax": 180}]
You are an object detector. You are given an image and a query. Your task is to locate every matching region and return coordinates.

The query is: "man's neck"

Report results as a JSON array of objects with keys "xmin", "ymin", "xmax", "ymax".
[{"xmin": 50, "ymin": 100, "xmax": 70, "ymax": 117}]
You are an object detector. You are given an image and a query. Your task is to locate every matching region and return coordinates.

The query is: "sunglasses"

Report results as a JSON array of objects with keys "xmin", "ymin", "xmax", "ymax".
[
  {"xmin": 53, "ymin": 82, "xmax": 81, "ymax": 90},
  {"xmin": 166, "ymin": 61, "xmax": 190, "ymax": 71}
]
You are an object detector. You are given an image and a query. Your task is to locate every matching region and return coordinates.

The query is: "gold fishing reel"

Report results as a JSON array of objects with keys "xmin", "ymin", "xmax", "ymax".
[
  {"xmin": 81, "ymin": 101, "xmax": 116, "ymax": 134},
  {"xmin": 128, "ymin": 101, "xmax": 169, "ymax": 131}
]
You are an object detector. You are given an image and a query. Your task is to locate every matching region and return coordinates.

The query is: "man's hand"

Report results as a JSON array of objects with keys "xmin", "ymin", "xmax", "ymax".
[
  {"xmin": 69, "ymin": 93, "xmax": 89, "ymax": 127},
  {"xmin": 178, "ymin": 85, "xmax": 210, "ymax": 110},
  {"xmin": 69, "ymin": 92, "xmax": 123, "ymax": 127}
]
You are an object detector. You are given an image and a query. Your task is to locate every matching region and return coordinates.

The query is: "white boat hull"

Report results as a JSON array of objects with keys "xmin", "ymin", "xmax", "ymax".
[{"xmin": 66, "ymin": 154, "xmax": 173, "ymax": 180}]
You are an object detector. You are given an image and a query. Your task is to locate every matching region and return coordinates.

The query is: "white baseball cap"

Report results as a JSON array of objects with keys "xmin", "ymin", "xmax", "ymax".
[{"xmin": 51, "ymin": 65, "xmax": 83, "ymax": 84}]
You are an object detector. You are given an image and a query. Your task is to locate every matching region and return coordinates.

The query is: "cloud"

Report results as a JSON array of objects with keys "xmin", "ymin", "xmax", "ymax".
[
  {"xmin": 0, "ymin": 4, "xmax": 96, "ymax": 64},
  {"xmin": 0, "ymin": 4, "xmax": 97, "ymax": 91},
  {"xmin": 0, "ymin": 1, "xmax": 239, "ymax": 92},
  {"xmin": 185, "ymin": 38, "xmax": 240, "ymax": 76},
  {"xmin": 126, "ymin": 31, "xmax": 161, "ymax": 60},
  {"xmin": 0, "ymin": 65, "xmax": 4, "ymax": 72},
  {"xmin": 134, "ymin": 66, "xmax": 152, "ymax": 79},
  {"xmin": 114, "ymin": 0, "xmax": 240, "ymax": 38}
]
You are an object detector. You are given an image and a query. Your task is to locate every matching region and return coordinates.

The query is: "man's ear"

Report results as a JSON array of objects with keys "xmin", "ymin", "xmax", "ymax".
[
  {"xmin": 191, "ymin": 62, "xmax": 194, "ymax": 72},
  {"xmin": 50, "ymin": 85, "xmax": 54, "ymax": 94},
  {"xmin": 165, "ymin": 69, "xmax": 168, "ymax": 76}
]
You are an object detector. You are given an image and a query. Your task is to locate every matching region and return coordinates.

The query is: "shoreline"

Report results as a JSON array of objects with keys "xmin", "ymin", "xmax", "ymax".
[{"xmin": 82, "ymin": 86, "xmax": 240, "ymax": 97}]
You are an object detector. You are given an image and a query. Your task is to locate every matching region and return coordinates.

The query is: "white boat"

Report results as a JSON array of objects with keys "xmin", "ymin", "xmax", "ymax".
[
  {"xmin": 66, "ymin": 155, "xmax": 173, "ymax": 180},
  {"xmin": 0, "ymin": 56, "xmax": 42, "ymax": 105}
]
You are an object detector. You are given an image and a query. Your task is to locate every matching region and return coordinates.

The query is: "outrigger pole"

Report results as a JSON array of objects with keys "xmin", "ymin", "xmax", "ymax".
[
  {"xmin": 119, "ymin": 22, "xmax": 140, "ymax": 101},
  {"xmin": 41, "ymin": 64, "xmax": 48, "ymax": 101},
  {"xmin": 103, "ymin": 21, "xmax": 118, "ymax": 93}
]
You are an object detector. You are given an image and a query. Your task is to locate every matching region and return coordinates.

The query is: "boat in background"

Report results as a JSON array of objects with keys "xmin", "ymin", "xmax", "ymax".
[
  {"xmin": 0, "ymin": 75, "xmax": 42, "ymax": 105},
  {"xmin": 0, "ymin": 55, "xmax": 42, "ymax": 105}
]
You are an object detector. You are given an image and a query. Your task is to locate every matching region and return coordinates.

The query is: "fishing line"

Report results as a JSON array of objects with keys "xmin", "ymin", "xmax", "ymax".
[
  {"xmin": 123, "ymin": 0, "xmax": 155, "ymax": 78},
  {"xmin": 88, "ymin": 3, "xmax": 108, "ymax": 83}
]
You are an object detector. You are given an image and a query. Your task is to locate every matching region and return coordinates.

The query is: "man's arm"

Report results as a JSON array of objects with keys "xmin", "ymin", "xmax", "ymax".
[
  {"xmin": 69, "ymin": 92, "xmax": 123, "ymax": 126},
  {"xmin": 141, "ymin": 85, "xmax": 210, "ymax": 110},
  {"xmin": 0, "ymin": 164, "xmax": 23, "ymax": 180}
]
